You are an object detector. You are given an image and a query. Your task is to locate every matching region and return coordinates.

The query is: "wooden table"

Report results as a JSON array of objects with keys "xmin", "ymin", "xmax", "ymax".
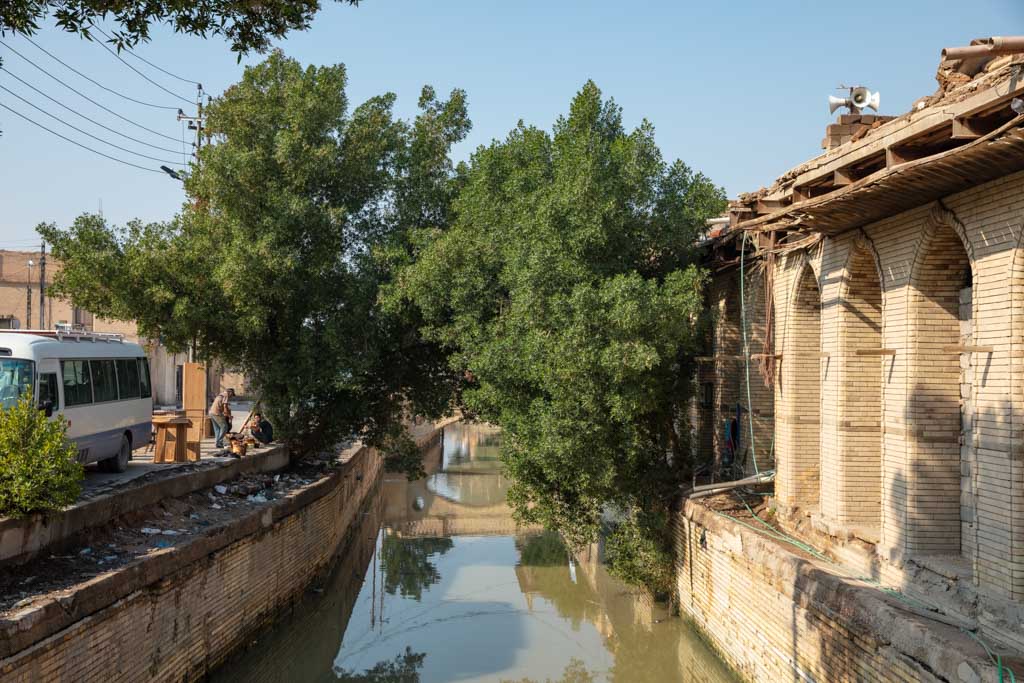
[{"xmin": 152, "ymin": 416, "xmax": 196, "ymax": 463}]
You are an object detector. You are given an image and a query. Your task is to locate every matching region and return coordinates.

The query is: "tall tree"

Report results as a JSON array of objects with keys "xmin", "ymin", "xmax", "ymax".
[
  {"xmin": 41, "ymin": 50, "xmax": 471, "ymax": 459},
  {"xmin": 1, "ymin": 0, "xmax": 360, "ymax": 53},
  {"xmin": 386, "ymin": 81, "xmax": 726, "ymax": 591}
]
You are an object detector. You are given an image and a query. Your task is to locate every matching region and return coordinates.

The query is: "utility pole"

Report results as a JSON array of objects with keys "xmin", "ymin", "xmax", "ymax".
[
  {"xmin": 176, "ymin": 83, "xmax": 206, "ymax": 164},
  {"xmin": 25, "ymin": 259, "xmax": 34, "ymax": 330},
  {"xmin": 39, "ymin": 240, "xmax": 46, "ymax": 330}
]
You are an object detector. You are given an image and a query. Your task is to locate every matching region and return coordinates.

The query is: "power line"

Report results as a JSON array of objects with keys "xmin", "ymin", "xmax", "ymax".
[
  {"xmin": 0, "ymin": 102, "xmax": 164, "ymax": 174},
  {"xmin": 90, "ymin": 24, "xmax": 199, "ymax": 88},
  {"xmin": 0, "ymin": 82, "xmax": 188, "ymax": 165},
  {"xmin": 89, "ymin": 33, "xmax": 194, "ymax": 104},
  {"xmin": 1, "ymin": 67, "xmax": 190, "ymax": 155},
  {"xmin": 0, "ymin": 40, "xmax": 181, "ymax": 142},
  {"xmin": 21, "ymin": 36, "xmax": 181, "ymax": 110}
]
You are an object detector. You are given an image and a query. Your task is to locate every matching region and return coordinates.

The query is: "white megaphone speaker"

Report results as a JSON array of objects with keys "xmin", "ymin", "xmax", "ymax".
[
  {"xmin": 850, "ymin": 87, "xmax": 880, "ymax": 112},
  {"xmin": 828, "ymin": 95, "xmax": 849, "ymax": 114},
  {"xmin": 828, "ymin": 86, "xmax": 881, "ymax": 116}
]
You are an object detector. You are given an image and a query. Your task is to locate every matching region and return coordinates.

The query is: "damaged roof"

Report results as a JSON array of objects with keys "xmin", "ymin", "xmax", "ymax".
[{"xmin": 732, "ymin": 37, "xmax": 1024, "ymax": 236}]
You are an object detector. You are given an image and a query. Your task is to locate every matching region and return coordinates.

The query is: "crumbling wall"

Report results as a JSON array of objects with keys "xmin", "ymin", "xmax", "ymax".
[{"xmin": 673, "ymin": 501, "xmax": 1009, "ymax": 683}]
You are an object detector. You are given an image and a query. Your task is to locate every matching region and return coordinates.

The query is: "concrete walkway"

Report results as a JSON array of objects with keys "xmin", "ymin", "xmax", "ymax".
[{"xmin": 82, "ymin": 404, "xmax": 252, "ymax": 495}]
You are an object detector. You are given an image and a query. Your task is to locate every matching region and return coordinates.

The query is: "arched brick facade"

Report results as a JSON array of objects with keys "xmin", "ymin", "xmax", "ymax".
[
  {"xmin": 901, "ymin": 203, "xmax": 974, "ymax": 557},
  {"xmin": 776, "ymin": 255, "xmax": 822, "ymax": 512},
  {"xmin": 826, "ymin": 234, "xmax": 884, "ymax": 531},
  {"xmin": 768, "ymin": 172, "xmax": 1024, "ymax": 600}
]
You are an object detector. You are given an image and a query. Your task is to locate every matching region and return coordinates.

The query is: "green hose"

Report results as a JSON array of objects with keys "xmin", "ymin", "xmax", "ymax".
[{"xmin": 739, "ymin": 232, "xmax": 759, "ymax": 475}]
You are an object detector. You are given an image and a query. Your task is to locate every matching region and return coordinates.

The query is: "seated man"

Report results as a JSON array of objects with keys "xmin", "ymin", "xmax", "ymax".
[{"xmin": 248, "ymin": 412, "xmax": 274, "ymax": 445}]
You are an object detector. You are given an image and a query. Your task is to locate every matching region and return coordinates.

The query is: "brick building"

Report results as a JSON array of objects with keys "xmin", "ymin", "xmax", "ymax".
[
  {"xmin": 0, "ymin": 248, "xmax": 246, "ymax": 407},
  {"xmin": 693, "ymin": 39, "xmax": 1024, "ymax": 649}
]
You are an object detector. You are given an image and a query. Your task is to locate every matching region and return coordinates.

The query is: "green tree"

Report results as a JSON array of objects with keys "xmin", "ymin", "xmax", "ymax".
[
  {"xmin": 0, "ymin": 392, "xmax": 83, "ymax": 517},
  {"xmin": 1, "ymin": 0, "xmax": 360, "ymax": 53},
  {"xmin": 386, "ymin": 81, "xmax": 725, "ymax": 589},
  {"xmin": 41, "ymin": 50, "xmax": 471, "ymax": 459}
]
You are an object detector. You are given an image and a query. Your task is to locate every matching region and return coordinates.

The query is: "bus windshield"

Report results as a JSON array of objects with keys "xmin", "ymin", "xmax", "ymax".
[{"xmin": 0, "ymin": 359, "xmax": 35, "ymax": 410}]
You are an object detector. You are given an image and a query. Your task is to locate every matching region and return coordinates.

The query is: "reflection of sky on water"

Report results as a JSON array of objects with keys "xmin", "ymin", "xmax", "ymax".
[
  {"xmin": 334, "ymin": 534, "xmax": 614, "ymax": 683},
  {"xmin": 213, "ymin": 422, "xmax": 738, "ymax": 683}
]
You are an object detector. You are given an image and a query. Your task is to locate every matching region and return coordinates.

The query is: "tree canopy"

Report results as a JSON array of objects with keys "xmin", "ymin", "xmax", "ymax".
[
  {"xmin": 385, "ymin": 81, "xmax": 726, "ymax": 590},
  {"xmin": 1, "ymin": 0, "xmax": 360, "ymax": 53},
  {"xmin": 41, "ymin": 50, "xmax": 470, "ymax": 458}
]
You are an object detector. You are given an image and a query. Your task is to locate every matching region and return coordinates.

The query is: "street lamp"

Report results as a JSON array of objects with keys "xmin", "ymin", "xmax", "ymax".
[{"xmin": 25, "ymin": 259, "xmax": 34, "ymax": 329}]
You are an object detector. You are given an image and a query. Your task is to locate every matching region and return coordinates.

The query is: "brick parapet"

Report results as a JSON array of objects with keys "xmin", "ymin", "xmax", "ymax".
[
  {"xmin": 0, "ymin": 444, "xmax": 386, "ymax": 681},
  {"xmin": 674, "ymin": 500, "xmax": 1015, "ymax": 682}
]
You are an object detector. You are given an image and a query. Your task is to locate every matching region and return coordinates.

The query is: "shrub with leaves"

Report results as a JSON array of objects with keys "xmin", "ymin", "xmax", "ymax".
[{"xmin": 0, "ymin": 392, "xmax": 83, "ymax": 517}]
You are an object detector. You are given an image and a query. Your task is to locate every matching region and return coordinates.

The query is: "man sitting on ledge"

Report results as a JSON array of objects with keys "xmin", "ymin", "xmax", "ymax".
[{"xmin": 248, "ymin": 412, "xmax": 274, "ymax": 445}]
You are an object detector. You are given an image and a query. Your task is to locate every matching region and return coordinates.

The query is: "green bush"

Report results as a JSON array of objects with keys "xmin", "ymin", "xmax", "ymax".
[
  {"xmin": 605, "ymin": 510, "xmax": 676, "ymax": 597},
  {"xmin": 0, "ymin": 392, "xmax": 83, "ymax": 517}
]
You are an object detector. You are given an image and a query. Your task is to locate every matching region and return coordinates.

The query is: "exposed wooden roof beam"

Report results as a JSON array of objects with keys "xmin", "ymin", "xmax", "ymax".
[{"xmin": 780, "ymin": 76, "xmax": 1024, "ymax": 196}]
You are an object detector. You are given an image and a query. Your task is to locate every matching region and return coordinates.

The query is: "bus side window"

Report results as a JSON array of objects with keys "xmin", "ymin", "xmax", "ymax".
[
  {"xmin": 90, "ymin": 360, "xmax": 119, "ymax": 402},
  {"xmin": 116, "ymin": 358, "xmax": 141, "ymax": 399},
  {"xmin": 139, "ymin": 357, "xmax": 152, "ymax": 399},
  {"xmin": 62, "ymin": 360, "xmax": 93, "ymax": 406},
  {"xmin": 38, "ymin": 373, "xmax": 59, "ymax": 410}
]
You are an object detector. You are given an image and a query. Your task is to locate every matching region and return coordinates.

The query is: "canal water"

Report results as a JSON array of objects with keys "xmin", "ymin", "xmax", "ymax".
[{"xmin": 213, "ymin": 423, "xmax": 736, "ymax": 682}]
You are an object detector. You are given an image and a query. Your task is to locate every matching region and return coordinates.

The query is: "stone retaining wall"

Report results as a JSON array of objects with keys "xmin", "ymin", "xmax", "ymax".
[
  {"xmin": 674, "ymin": 500, "xmax": 1013, "ymax": 683},
  {"xmin": 0, "ymin": 444, "xmax": 383, "ymax": 682}
]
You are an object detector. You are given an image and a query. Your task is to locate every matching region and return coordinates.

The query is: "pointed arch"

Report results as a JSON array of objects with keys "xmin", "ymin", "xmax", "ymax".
[
  {"xmin": 902, "ymin": 201, "xmax": 975, "ymax": 557},
  {"xmin": 829, "ymin": 232, "xmax": 884, "ymax": 530},
  {"xmin": 777, "ymin": 253, "xmax": 822, "ymax": 512}
]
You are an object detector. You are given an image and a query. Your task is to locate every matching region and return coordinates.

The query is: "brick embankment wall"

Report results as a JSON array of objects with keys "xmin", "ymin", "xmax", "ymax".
[
  {"xmin": 674, "ymin": 500, "xmax": 1010, "ymax": 683},
  {"xmin": 0, "ymin": 445, "xmax": 386, "ymax": 682}
]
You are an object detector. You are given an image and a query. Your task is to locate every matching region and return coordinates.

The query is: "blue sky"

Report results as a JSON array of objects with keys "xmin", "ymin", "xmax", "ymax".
[{"xmin": 1, "ymin": 0, "xmax": 1021, "ymax": 245}]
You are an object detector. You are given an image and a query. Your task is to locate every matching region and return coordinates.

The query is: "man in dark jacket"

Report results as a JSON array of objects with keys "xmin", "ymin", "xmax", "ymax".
[{"xmin": 248, "ymin": 412, "xmax": 274, "ymax": 445}]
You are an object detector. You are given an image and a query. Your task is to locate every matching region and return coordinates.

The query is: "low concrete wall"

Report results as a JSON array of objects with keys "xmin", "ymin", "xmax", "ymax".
[
  {"xmin": 0, "ymin": 443, "xmax": 382, "ymax": 681},
  {"xmin": 0, "ymin": 443, "xmax": 290, "ymax": 567},
  {"xmin": 674, "ymin": 500, "xmax": 1014, "ymax": 683}
]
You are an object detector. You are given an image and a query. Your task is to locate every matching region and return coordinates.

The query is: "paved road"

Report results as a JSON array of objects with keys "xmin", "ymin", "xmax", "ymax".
[{"xmin": 82, "ymin": 403, "xmax": 252, "ymax": 494}]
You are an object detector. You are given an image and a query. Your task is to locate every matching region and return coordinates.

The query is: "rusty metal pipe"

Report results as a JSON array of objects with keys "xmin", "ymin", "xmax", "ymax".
[{"xmin": 942, "ymin": 36, "xmax": 1024, "ymax": 61}]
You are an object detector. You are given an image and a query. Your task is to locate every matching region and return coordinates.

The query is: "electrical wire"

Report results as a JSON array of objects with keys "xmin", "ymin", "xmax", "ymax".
[
  {"xmin": 88, "ymin": 32, "xmax": 196, "ymax": 104},
  {"xmin": 0, "ymin": 102, "xmax": 163, "ymax": 174},
  {"xmin": 19, "ymin": 36, "xmax": 183, "ymax": 110},
  {"xmin": 0, "ymin": 40, "xmax": 181, "ymax": 142},
  {"xmin": 1, "ymin": 67, "xmax": 186, "ymax": 155},
  {"xmin": 0, "ymin": 83, "xmax": 186, "ymax": 165},
  {"xmin": 89, "ymin": 25, "xmax": 200, "ymax": 86}
]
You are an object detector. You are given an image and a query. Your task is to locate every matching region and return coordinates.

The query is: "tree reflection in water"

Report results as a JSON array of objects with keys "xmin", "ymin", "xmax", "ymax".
[
  {"xmin": 335, "ymin": 646, "xmax": 426, "ymax": 682},
  {"xmin": 500, "ymin": 658, "xmax": 597, "ymax": 683},
  {"xmin": 381, "ymin": 534, "xmax": 454, "ymax": 601}
]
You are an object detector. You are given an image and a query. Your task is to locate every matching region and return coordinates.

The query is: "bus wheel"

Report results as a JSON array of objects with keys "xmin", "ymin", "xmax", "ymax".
[{"xmin": 100, "ymin": 435, "xmax": 131, "ymax": 473}]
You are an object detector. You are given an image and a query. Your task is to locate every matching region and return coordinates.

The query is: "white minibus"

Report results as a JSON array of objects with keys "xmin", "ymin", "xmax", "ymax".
[{"xmin": 0, "ymin": 328, "xmax": 153, "ymax": 472}]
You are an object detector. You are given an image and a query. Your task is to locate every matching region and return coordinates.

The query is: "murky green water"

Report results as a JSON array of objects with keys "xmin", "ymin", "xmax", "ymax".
[{"xmin": 213, "ymin": 423, "xmax": 736, "ymax": 682}]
